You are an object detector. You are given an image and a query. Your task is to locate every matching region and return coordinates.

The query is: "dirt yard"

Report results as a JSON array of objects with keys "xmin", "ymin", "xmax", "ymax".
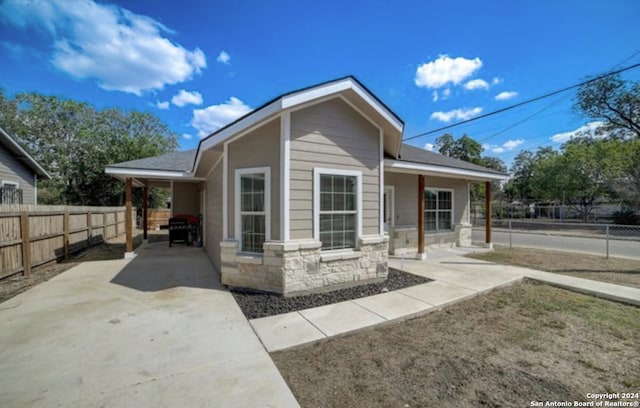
[
  {"xmin": 0, "ymin": 230, "xmax": 168, "ymax": 303},
  {"xmin": 468, "ymin": 246, "xmax": 640, "ymax": 288},
  {"xmin": 272, "ymin": 282, "xmax": 640, "ymax": 408}
]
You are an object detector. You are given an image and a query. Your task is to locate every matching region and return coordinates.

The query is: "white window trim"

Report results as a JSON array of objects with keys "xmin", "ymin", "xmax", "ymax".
[
  {"xmin": 424, "ymin": 187, "xmax": 455, "ymax": 233},
  {"xmin": 313, "ymin": 168, "xmax": 363, "ymax": 249},
  {"xmin": 1, "ymin": 180, "xmax": 19, "ymax": 188},
  {"xmin": 235, "ymin": 166, "xmax": 271, "ymax": 254}
]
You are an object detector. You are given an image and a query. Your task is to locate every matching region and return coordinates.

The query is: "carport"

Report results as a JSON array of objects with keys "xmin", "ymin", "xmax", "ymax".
[{"xmin": 105, "ymin": 149, "xmax": 219, "ymax": 255}]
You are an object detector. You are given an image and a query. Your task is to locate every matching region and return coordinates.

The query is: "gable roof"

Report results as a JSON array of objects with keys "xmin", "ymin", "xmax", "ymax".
[
  {"xmin": 194, "ymin": 75, "xmax": 405, "ymax": 171},
  {"xmin": 393, "ymin": 144, "xmax": 506, "ymax": 175},
  {"xmin": 0, "ymin": 126, "xmax": 51, "ymax": 179}
]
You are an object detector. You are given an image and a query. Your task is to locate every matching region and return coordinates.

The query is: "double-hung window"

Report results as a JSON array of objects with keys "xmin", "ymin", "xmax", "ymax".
[
  {"xmin": 314, "ymin": 169, "xmax": 362, "ymax": 251},
  {"xmin": 235, "ymin": 167, "xmax": 270, "ymax": 254},
  {"xmin": 424, "ymin": 188, "xmax": 453, "ymax": 232}
]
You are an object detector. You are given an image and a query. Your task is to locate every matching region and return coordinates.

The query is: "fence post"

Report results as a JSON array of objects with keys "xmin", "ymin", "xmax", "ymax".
[
  {"xmin": 509, "ymin": 219, "xmax": 513, "ymax": 250},
  {"xmin": 63, "ymin": 210, "xmax": 70, "ymax": 259},
  {"xmin": 103, "ymin": 212, "xmax": 107, "ymax": 241},
  {"xmin": 20, "ymin": 211, "xmax": 31, "ymax": 278},
  {"xmin": 87, "ymin": 211, "xmax": 92, "ymax": 248},
  {"xmin": 605, "ymin": 225, "xmax": 610, "ymax": 259}
]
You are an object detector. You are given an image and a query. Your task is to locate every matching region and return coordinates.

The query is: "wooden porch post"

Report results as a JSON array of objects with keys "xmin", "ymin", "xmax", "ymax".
[
  {"xmin": 417, "ymin": 174, "xmax": 425, "ymax": 258},
  {"xmin": 485, "ymin": 181, "xmax": 492, "ymax": 247},
  {"xmin": 143, "ymin": 185, "xmax": 148, "ymax": 241},
  {"xmin": 125, "ymin": 177, "xmax": 133, "ymax": 253}
]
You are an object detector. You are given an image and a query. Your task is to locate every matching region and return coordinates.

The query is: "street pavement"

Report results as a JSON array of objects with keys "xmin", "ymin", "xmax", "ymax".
[{"xmin": 472, "ymin": 228, "xmax": 640, "ymax": 259}]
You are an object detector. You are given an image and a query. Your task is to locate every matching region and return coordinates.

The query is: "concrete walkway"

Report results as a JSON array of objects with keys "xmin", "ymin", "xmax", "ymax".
[
  {"xmin": 0, "ymin": 242, "xmax": 299, "ymax": 408},
  {"xmin": 251, "ymin": 247, "xmax": 640, "ymax": 352}
]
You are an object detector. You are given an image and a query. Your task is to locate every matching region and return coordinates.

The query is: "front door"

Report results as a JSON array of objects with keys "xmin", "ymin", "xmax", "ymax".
[{"xmin": 383, "ymin": 186, "xmax": 394, "ymax": 233}]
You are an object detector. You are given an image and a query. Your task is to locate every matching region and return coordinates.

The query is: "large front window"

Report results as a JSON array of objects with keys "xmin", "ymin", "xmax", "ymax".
[
  {"xmin": 424, "ymin": 189, "xmax": 453, "ymax": 232},
  {"xmin": 235, "ymin": 168, "xmax": 270, "ymax": 253},
  {"xmin": 314, "ymin": 169, "xmax": 362, "ymax": 251}
]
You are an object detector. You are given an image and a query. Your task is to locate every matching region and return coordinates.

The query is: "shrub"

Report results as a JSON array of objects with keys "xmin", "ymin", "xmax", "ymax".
[{"xmin": 611, "ymin": 207, "xmax": 639, "ymax": 225}]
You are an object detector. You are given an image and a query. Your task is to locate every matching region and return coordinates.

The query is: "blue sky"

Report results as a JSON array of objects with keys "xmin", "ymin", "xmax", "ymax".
[{"xmin": 1, "ymin": 0, "xmax": 639, "ymax": 167}]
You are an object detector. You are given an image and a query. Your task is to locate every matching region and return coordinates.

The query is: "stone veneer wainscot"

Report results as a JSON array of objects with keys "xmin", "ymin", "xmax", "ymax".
[{"xmin": 220, "ymin": 235, "xmax": 389, "ymax": 296}]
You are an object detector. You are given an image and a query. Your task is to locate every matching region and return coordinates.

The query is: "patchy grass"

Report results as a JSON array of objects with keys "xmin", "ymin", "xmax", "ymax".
[
  {"xmin": 272, "ymin": 282, "xmax": 640, "ymax": 408},
  {"xmin": 467, "ymin": 246, "xmax": 640, "ymax": 288}
]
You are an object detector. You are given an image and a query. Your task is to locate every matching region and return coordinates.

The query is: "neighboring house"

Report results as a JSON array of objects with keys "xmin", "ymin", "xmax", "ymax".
[
  {"xmin": 0, "ymin": 127, "xmax": 51, "ymax": 205},
  {"xmin": 106, "ymin": 77, "xmax": 506, "ymax": 295}
]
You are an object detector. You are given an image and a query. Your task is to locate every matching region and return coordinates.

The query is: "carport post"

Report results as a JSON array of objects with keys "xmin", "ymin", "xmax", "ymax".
[
  {"xmin": 485, "ymin": 181, "xmax": 493, "ymax": 248},
  {"xmin": 125, "ymin": 177, "xmax": 133, "ymax": 256},
  {"xmin": 417, "ymin": 174, "xmax": 426, "ymax": 259},
  {"xmin": 143, "ymin": 185, "xmax": 148, "ymax": 242}
]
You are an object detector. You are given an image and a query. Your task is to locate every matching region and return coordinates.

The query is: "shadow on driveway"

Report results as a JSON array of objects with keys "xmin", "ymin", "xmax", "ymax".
[{"xmin": 110, "ymin": 242, "xmax": 223, "ymax": 292}]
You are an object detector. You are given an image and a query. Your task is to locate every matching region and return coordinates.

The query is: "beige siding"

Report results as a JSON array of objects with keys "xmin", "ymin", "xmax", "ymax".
[
  {"xmin": 0, "ymin": 143, "xmax": 36, "ymax": 204},
  {"xmin": 227, "ymin": 118, "xmax": 281, "ymax": 241},
  {"xmin": 205, "ymin": 161, "xmax": 223, "ymax": 270},
  {"xmin": 290, "ymin": 98, "xmax": 380, "ymax": 240},
  {"xmin": 172, "ymin": 182, "xmax": 201, "ymax": 216},
  {"xmin": 385, "ymin": 172, "xmax": 469, "ymax": 227}
]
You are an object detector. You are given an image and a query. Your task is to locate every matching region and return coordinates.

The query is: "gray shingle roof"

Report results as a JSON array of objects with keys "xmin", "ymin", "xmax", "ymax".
[
  {"xmin": 107, "ymin": 149, "xmax": 196, "ymax": 172},
  {"xmin": 391, "ymin": 143, "xmax": 506, "ymax": 175}
]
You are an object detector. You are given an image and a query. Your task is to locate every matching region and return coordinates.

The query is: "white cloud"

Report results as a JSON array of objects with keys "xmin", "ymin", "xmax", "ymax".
[
  {"xmin": 432, "ymin": 91, "xmax": 438, "ymax": 102},
  {"xmin": 155, "ymin": 101, "xmax": 169, "ymax": 110},
  {"xmin": 442, "ymin": 88, "xmax": 451, "ymax": 98},
  {"xmin": 181, "ymin": 133, "xmax": 193, "ymax": 140},
  {"xmin": 415, "ymin": 55, "xmax": 482, "ymax": 89},
  {"xmin": 464, "ymin": 79, "xmax": 489, "ymax": 91},
  {"xmin": 550, "ymin": 122, "xmax": 604, "ymax": 143},
  {"xmin": 0, "ymin": 0, "xmax": 206, "ymax": 95},
  {"xmin": 484, "ymin": 139, "xmax": 525, "ymax": 154},
  {"xmin": 430, "ymin": 107, "xmax": 483, "ymax": 122},
  {"xmin": 424, "ymin": 143, "xmax": 435, "ymax": 151},
  {"xmin": 492, "ymin": 77, "xmax": 502, "ymax": 85},
  {"xmin": 502, "ymin": 139, "xmax": 524, "ymax": 150},
  {"xmin": 171, "ymin": 89, "xmax": 203, "ymax": 107},
  {"xmin": 217, "ymin": 51, "xmax": 230, "ymax": 64},
  {"xmin": 495, "ymin": 91, "xmax": 518, "ymax": 101},
  {"xmin": 192, "ymin": 97, "xmax": 252, "ymax": 138}
]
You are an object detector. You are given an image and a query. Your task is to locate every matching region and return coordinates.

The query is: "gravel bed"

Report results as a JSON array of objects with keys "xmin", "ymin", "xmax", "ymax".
[{"xmin": 231, "ymin": 268, "xmax": 431, "ymax": 319}]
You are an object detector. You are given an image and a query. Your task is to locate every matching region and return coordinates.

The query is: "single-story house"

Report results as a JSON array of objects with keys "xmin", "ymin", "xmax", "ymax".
[
  {"xmin": 106, "ymin": 77, "xmax": 506, "ymax": 295},
  {"xmin": 0, "ymin": 126, "xmax": 51, "ymax": 205}
]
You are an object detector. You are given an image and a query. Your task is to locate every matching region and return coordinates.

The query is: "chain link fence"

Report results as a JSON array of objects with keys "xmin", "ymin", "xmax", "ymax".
[{"xmin": 471, "ymin": 219, "xmax": 640, "ymax": 259}]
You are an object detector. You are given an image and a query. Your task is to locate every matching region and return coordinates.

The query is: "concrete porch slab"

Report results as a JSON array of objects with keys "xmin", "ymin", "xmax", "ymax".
[
  {"xmin": 250, "ymin": 311, "xmax": 326, "ymax": 352},
  {"xmin": 298, "ymin": 300, "xmax": 385, "ymax": 337}
]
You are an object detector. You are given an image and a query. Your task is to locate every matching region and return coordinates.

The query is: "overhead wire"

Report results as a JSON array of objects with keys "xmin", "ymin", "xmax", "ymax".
[{"xmin": 402, "ymin": 61, "xmax": 640, "ymax": 143}]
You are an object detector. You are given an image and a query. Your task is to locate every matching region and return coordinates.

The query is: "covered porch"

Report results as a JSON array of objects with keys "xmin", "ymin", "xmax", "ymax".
[
  {"xmin": 383, "ymin": 168, "xmax": 501, "ymax": 259},
  {"xmin": 114, "ymin": 176, "xmax": 205, "ymax": 256}
]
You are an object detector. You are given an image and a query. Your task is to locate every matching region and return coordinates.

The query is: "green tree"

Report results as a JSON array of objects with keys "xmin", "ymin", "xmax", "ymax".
[
  {"xmin": 436, "ymin": 133, "xmax": 483, "ymax": 164},
  {"xmin": 574, "ymin": 74, "xmax": 640, "ymax": 139},
  {"xmin": 0, "ymin": 90, "xmax": 178, "ymax": 207},
  {"xmin": 530, "ymin": 140, "xmax": 626, "ymax": 219}
]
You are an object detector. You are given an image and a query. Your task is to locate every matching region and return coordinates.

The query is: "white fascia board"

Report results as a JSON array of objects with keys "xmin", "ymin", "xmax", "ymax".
[
  {"xmin": 282, "ymin": 78, "xmax": 403, "ymax": 132},
  {"xmin": 384, "ymin": 159, "xmax": 508, "ymax": 181},
  {"xmin": 105, "ymin": 167, "xmax": 203, "ymax": 180},
  {"xmin": 198, "ymin": 100, "xmax": 282, "ymax": 154},
  {"xmin": 0, "ymin": 127, "xmax": 51, "ymax": 178}
]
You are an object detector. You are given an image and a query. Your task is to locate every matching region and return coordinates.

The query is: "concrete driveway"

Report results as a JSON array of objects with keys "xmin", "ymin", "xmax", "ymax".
[{"xmin": 0, "ymin": 243, "xmax": 298, "ymax": 408}]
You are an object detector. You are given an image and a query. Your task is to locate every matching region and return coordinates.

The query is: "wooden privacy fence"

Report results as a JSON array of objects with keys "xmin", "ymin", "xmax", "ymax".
[{"xmin": 0, "ymin": 205, "xmax": 133, "ymax": 280}]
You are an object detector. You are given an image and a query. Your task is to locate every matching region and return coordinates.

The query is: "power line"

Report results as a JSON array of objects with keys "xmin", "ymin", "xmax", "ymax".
[{"xmin": 402, "ymin": 61, "xmax": 640, "ymax": 142}]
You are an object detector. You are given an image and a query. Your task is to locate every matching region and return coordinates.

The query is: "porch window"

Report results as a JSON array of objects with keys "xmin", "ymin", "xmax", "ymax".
[
  {"xmin": 314, "ymin": 169, "xmax": 362, "ymax": 250},
  {"xmin": 235, "ymin": 167, "xmax": 271, "ymax": 253},
  {"xmin": 424, "ymin": 189, "xmax": 453, "ymax": 232}
]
